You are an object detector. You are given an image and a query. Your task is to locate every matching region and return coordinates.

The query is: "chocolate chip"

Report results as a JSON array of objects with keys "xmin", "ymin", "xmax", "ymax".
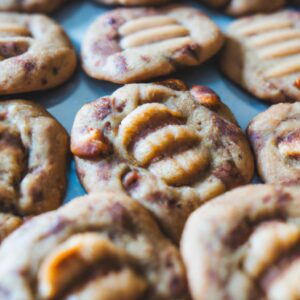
[{"xmin": 110, "ymin": 202, "xmax": 135, "ymax": 231}]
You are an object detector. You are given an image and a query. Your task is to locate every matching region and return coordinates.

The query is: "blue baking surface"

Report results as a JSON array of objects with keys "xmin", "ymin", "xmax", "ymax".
[{"xmin": 8, "ymin": 0, "xmax": 286, "ymax": 203}]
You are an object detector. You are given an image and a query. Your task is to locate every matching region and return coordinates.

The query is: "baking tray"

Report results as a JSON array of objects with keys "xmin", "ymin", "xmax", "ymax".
[{"xmin": 3, "ymin": 0, "xmax": 278, "ymax": 204}]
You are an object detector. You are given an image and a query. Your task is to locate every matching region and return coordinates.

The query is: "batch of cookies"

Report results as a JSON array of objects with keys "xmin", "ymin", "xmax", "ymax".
[{"xmin": 1, "ymin": 0, "xmax": 300, "ymax": 299}]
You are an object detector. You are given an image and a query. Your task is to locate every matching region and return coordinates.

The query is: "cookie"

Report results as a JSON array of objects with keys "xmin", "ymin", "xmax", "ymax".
[
  {"xmin": 0, "ymin": 192, "xmax": 189, "ymax": 300},
  {"xmin": 221, "ymin": 10, "xmax": 300, "ymax": 104},
  {"xmin": 199, "ymin": 0, "xmax": 285, "ymax": 16},
  {"xmin": 94, "ymin": 0, "xmax": 170, "ymax": 6},
  {"xmin": 82, "ymin": 5, "xmax": 223, "ymax": 84},
  {"xmin": 0, "ymin": 0, "xmax": 67, "ymax": 13},
  {"xmin": 248, "ymin": 102, "xmax": 300, "ymax": 185},
  {"xmin": 0, "ymin": 100, "xmax": 68, "ymax": 216},
  {"xmin": 0, "ymin": 12, "xmax": 76, "ymax": 95},
  {"xmin": 71, "ymin": 80, "xmax": 254, "ymax": 242},
  {"xmin": 0, "ymin": 212, "xmax": 22, "ymax": 242},
  {"xmin": 181, "ymin": 184, "xmax": 300, "ymax": 300}
]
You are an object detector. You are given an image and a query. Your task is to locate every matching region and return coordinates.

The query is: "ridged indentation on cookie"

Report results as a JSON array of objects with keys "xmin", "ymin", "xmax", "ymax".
[
  {"xmin": 119, "ymin": 15, "xmax": 189, "ymax": 49},
  {"xmin": 232, "ymin": 15, "xmax": 300, "ymax": 80},
  {"xmin": 257, "ymin": 40, "xmax": 300, "ymax": 60},
  {"xmin": 240, "ymin": 221, "xmax": 300, "ymax": 299},
  {"xmin": 37, "ymin": 233, "xmax": 147, "ymax": 299},
  {"xmin": 118, "ymin": 103, "xmax": 209, "ymax": 186},
  {"xmin": 234, "ymin": 19, "xmax": 292, "ymax": 37},
  {"xmin": 149, "ymin": 147, "xmax": 209, "ymax": 186},
  {"xmin": 0, "ymin": 23, "xmax": 31, "ymax": 38},
  {"xmin": 0, "ymin": 23, "xmax": 32, "ymax": 60}
]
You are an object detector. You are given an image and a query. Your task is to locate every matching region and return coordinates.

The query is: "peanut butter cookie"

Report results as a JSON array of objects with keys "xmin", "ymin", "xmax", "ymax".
[
  {"xmin": 71, "ymin": 80, "xmax": 254, "ymax": 242},
  {"xmin": 199, "ymin": 0, "xmax": 285, "ymax": 16},
  {"xmin": 0, "ymin": 0, "xmax": 67, "ymax": 13},
  {"xmin": 82, "ymin": 5, "xmax": 223, "ymax": 84},
  {"xmin": 0, "ymin": 12, "xmax": 76, "ymax": 95},
  {"xmin": 0, "ymin": 100, "xmax": 68, "ymax": 240},
  {"xmin": 0, "ymin": 192, "xmax": 189, "ymax": 300},
  {"xmin": 221, "ymin": 10, "xmax": 300, "ymax": 104},
  {"xmin": 181, "ymin": 184, "xmax": 300, "ymax": 300},
  {"xmin": 248, "ymin": 102, "xmax": 300, "ymax": 185}
]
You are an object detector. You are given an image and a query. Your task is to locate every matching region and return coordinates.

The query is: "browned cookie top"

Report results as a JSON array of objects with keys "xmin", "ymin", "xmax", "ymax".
[
  {"xmin": 0, "ymin": 100, "xmax": 68, "ymax": 216},
  {"xmin": 71, "ymin": 80, "xmax": 254, "ymax": 242},
  {"xmin": 82, "ymin": 5, "xmax": 223, "ymax": 84},
  {"xmin": 248, "ymin": 102, "xmax": 300, "ymax": 185},
  {"xmin": 0, "ymin": 12, "xmax": 76, "ymax": 95},
  {"xmin": 0, "ymin": 0, "xmax": 67, "ymax": 13},
  {"xmin": 0, "ymin": 192, "xmax": 189, "ymax": 300},
  {"xmin": 199, "ymin": 0, "xmax": 285, "ymax": 16},
  {"xmin": 181, "ymin": 184, "xmax": 300, "ymax": 300},
  {"xmin": 221, "ymin": 10, "xmax": 300, "ymax": 104}
]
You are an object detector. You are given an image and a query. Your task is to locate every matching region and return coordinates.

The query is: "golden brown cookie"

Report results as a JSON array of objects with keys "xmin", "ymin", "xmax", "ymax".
[
  {"xmin": 199, "ymin": 0, "xmax": 285, "ymax": 16},
  {"xmin": 94, "ymin": 0, "xmax": 170, "ymax": 6},
  {"xmin": 221, "ymin": 10, "xmax": 300, "ymax": 104},
  {"xmin": 82, "ymin": 5, "xmax": 223, "ymax": 84},
  {"xmin": 0, "ymin": 0, "xmax": 67, "ymax": 13},
  {"xmin": 0, "ymin": 12, "xmax": 76, "ymax": 95},
  {"xmin": 71, "ymin": 80, "xmax": 254, "ymax": 242},
  {"xmin": 0, "ymin": 100, "xmax": 68, "ymax": 216},
  {"xmin": 0, "ymin": 192, "xmax": 189, "ymax": 300},
  {"xmin": 181, "ymin": 184, "xmax": 300, "ymax": 300},
  {"xmin": 248, "ymin": 102, "xmax": 300, "ymax": 185}
]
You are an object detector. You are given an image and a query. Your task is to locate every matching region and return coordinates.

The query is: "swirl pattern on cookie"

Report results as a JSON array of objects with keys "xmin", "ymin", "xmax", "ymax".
[
  {"xmin": 71, "ymin": 80, "xmax": 254, "ymax": 241},
  {"xmin": 0, "ymin": 0, "xmax": 67, "ymax": 13},
  {"xmin": 198, "ymin": 0, "xmax": 285, "ymax": 16},
  {"xmin": 248, "ymin": 102, "xmax": 300, "ymax": 185},
  {"xmin": 82, "ymin": 5, "xmax": 223, "ymax": 83},
  {"xmin": 0, "ymin": 12, "xmax": 76, "ymax": 94},
  {"xmin": 0, "ymin": 192, "xmax": 189, "ymax": 300},
  {"xmin": 181, "ymin": 184, "xmax": 300, "ymax": 300},
  {"xmin": 221, "ymin": 10, "xmax": 300, "ymax": 103}
]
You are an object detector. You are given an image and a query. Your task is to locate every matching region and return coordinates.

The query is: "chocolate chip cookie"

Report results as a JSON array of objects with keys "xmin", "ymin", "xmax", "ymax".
[
  {"xmin": 181, "ymin": 184, "xmax": 300, "ymax": 300},
  {"xmin": 82, "ymin": 5, "xmax": 223, "ymax": 83},
  {"xmin": 0, "ymin": 12, "xmax": 76, "ymax": 94},
  {"xmin": 221, "ymin": 10, "xmax": 300, "ymax": 104},
  {"xmin": 0, "ymin": 192, "xmax": 189, "ymax": 300},
  {"xmin": 71, "ymin": 80, "xmax": 254, "ymax": 242},
  {"xmin": 199, "ymin": 0, "xmax": 285, "ymax": 16},
  {"xmin": 0, "ymin": 0, "xmax": 67, "ymax": 13},
  {"xmin": 248, "ymin": 102, "xmax": 300, "ymax": 185}
]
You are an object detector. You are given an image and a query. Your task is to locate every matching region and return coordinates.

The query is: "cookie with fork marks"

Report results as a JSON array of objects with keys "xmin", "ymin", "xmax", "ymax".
[
  {"xmin": 71, "ymin": 79, "xmax": 254, "ymax": 242},
  {"xmin": 82, "ymin": 5, "xmax": 223, "ymax": 84},
  {"xmin": 221, "ymin": 10, "xmax": 300, "ymax": 104}
]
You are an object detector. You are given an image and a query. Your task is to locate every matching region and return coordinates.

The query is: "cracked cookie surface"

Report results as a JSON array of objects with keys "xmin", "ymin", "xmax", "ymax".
[
  {"xmin": 82, "ymin": 5, "xmax": 223, "ymax": 84},
  {"xmin": 221, "ymin": 10, "xmax": 300, "ymax": 104},
  {"xmin": 181, "ymin": 184, "xmax": 300, "ymax": 300},
  {"xmin": 0, "ymin": 192, "xmax": 189, "ymax": 300},
  {"xmin": 0, "ymin": 12, "xmax": 76, "ymax": 94},
  {"xmin": 71, "ymin": 80, "xmax": 254, "ymax": 242},
  {"xmin": 248, "ymin": 102, "xmax": 300, "ymax": 185}
]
